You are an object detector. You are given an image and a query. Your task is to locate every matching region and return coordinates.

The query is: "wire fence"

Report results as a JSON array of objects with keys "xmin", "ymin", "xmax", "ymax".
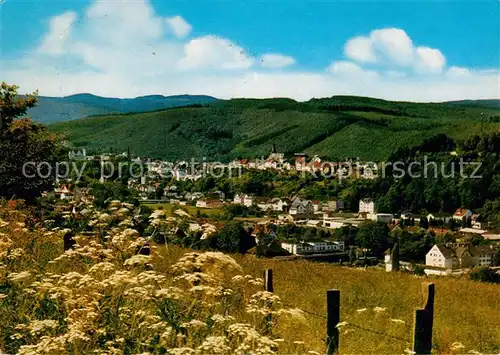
[
  {"xmin": 263, "ymin": 268, "xmax": 435, "ymax": 354},
  {"xmin": 283, "ymin": 302, "xmax": 412, "ymax": 345}
]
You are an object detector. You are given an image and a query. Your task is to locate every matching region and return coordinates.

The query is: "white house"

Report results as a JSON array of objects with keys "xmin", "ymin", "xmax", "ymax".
[
  {"xmin": 426, "ymin": 244, "xmax": 455, "ymax": 269},
  {"xmin": 426, "ymin": 243, "xmax": 496, "ymax": 270},
  {"xmin": 281, "ymin": 241, "xmax": 345, "ymax": 255},
  {"xmin": 270, "ymin": 198, "xmax": 289, "ymax": 212},
  {"xmin": 243, "ymin": 194, "xmax": 255, "ymax": 207},
  {"xmin": 359, "ymin": 199, "xmax": 376, "ymax": 215},
  {"xmin": 427, "ymin": 213, "xmax": 452, "ymax": 224},
  {"xmin": 233, "ymin": 194, "xmax": 256, "ymax": 207}
]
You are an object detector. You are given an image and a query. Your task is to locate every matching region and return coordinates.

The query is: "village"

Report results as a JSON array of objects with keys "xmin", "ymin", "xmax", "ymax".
[{"xmin": 51, "ymin": 148, "xmax": 500, "ymax": 276}]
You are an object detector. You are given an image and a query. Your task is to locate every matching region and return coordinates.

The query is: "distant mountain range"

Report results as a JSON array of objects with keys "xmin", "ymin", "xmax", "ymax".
[{"xmin": 27, "ymin": 93, "xmax": 218, "ymax": 124}]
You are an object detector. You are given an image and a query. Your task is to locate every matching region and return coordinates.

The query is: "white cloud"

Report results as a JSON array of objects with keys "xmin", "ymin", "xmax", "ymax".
[
  {"xmin": 344, "ymin": 27, "xmax": 446, "ymax": 74},
  {"xmin": 446, "ymin": 66, "xmax": 472, "ymax": 78},
  {"xmin": 370, "ymin": 28, "xmax": 414, "ymax": 66},
  {"xmin": 166, "ymin": 16, "xmax": 192, "ymax": 38},
  {"xmin": 38, "ymin": 11, "xmax": 77, "ymax": 55},
  {"xmin": 344, "ymin": 36, "xmax": 376, "ymax": 63},
  {"xmin": 3, "ymin": 0, "xmax": 499, "ymax": 103},
  {"xmin": 329, "ymin": 60, "xmax": 365, "ymax": 75},
  {"xmin": 260, "ymin": 53, "xmax": 296, "ymax": 68},
  {"xmin": 178, "ymin": 35, "xmax": 254, "ymax": 70},
  {"xmin": 415, "ymin": 46, "xmax": 446, "ymax": 74}
]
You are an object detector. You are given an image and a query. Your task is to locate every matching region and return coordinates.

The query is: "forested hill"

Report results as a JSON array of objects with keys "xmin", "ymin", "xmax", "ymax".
[
  {"xmin": 49, "ymin": 96, "xmax": 500, "ymax": 161},
  {"xmin": 27, "ymin": 93, "xmax": 218, "ymax": 124}
]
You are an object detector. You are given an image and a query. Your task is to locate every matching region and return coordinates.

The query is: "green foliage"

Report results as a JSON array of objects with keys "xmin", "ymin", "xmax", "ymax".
[
  {"xmin": 50, "ymin": 96, "xmax": 500, "ymax": 161},
  {"xmin": 211, "ymin": 222, "xmax": 255, "ymax": 253},
  {"xmin": 90, "ymin": 181, "xmax": 139, "ymax": 208},
  {"xmin": 469, "ymin": 267, "xmax": 500, "ymax": 284},
  {"xmin": 356, "ymin": 221, "xmax": 391, "ymax": 256},
  {"xmin": 0, "ymin": 83, "xmax": 67, "ymax": 202}
]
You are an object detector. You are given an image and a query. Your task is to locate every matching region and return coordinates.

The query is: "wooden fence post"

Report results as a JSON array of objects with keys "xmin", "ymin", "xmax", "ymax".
[
  {"xmin": 413, "ymin": 283, "xmax": 435, "ymax": 354},
  {"xmin": 326, "ymin": 289, "xmax": 340, "ymax": 355},
  {"xmin": 263, "ymin": 269, "xmax": 274, "ymax": 335},
  {"xmin": 263, "ymin": 269, "xmax": 274, "ymax": 293}
]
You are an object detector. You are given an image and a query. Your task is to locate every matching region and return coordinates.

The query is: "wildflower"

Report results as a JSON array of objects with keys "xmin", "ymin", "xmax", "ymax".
[
  {"xmin": 181, "ymin": 319, "xmax": 207, "ymax": 330},
  {"xmin": 390, "ymin": 318, "xmax": 406, "ymax": 324},
  {"xmin": 155, "ymin": 287, "xmax": 184, "ymax": 300},
  {"xmin": 336, "ymin": 321, "xmax": 349, "ymax": 328},
  {"xmin": 28, "ymin": 319, "xmax": 58, "ymax": 335},
  {"xmin": 167, "ymin": 348, "xmax": 195, "ymax": 355},
  {"xmin": 231, "ymin": 275, "xmax": 245, "ymax": 283},
  {"xmin": 8, "ymin": 271, "xmax": 31, "ymax": 283},
  {"xmin": 0, "ymin": 219, "xmax": 9, "ymax": 227},
  {"xmin": 404, "ymin": 349, "xmax": 416, "ymax": 354},
  {"xmin": 123, "ymin": 255, "xmax": 151, "ymax": 267},
  {"xmin": 373, "ymin": 306, "xmax": 387, "ymax": 313},
  {"xmin": 293, "ymin": 340, "xmax": 305, "ymax": 345},
  {"xmin": 356, "ymin": 308, "xmax": 367, "ymax": 313},
  {"xmin": 277, "ymin": 307, "xmax": 307, "ymax": 322},
  {"xmin": 197, "ymin": 336, "xmax": 231, "ymax": 354},
  {"xmin": 308, "ymin": 351, "xmax": 321, "ymax": 355},
  {"xmin": 159, "ymin": 327, "xmax": 174, "ymax": 346},
  {"xmin": 451, "ymin": 342, "xmax": 465, "ymax": 351},
  {"xmin": 211, "ymin": 314, "xmax": 235, "ymax": 325}
]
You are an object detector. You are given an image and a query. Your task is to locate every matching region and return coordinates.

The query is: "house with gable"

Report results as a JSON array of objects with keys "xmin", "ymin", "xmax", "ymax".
[
  {"xmin": 289, "ymin": 197, "xmax": 314, "ymax": 220},
  {"xmin": 427, "ymin": 212, "xmax": 452, "ymax": 225},
  {"xmin": 426, "ymin": 243, "xmax": 496, "ymax": 270},
  {"xmin": 453, "ymin": 208, "xmax": 472, "ymax": 223}
]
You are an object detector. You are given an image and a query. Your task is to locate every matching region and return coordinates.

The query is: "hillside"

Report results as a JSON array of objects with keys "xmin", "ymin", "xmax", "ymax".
[
  {"xmin": 27, "ymin": 93, "xmax": 218, "ymax": 124},
  {"xmin": 49, "ymin": 97, "xmax": 500, "ymax": 161}
]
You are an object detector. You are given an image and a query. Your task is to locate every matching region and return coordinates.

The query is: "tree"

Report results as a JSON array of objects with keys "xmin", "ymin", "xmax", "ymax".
[
  {"xmin": 356, "ymin": 221, "xmax": 390, "ymax": 257},
  {"xmin": 0, "ymin": 83, "xmax": 37, "ymax": 130},
  {"xmin": 0, "ymin": 83, "xmax": 66, "ymax": 202},
  {"xmin": 213, "ymin": 222, "xmax": 254, "ymax": 253}
]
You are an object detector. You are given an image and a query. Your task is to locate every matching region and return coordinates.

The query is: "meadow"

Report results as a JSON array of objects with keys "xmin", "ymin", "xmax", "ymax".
[{"xmin": 1, "ymin": 198, "xmax": 499, "ymax": 354}]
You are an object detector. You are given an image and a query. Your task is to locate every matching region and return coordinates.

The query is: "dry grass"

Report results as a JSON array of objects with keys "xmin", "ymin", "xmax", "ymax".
[
  {"xmin": 1, "ymin": 199, "xmax": 499, "ymax": 354},
  {"xmin": 157, "ymin": 246, "xmax": 500, "ymax": 354}
]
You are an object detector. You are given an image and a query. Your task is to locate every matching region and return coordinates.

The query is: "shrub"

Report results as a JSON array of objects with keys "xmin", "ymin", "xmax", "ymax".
[{"xmin": 469, "ymin": 267, "xmax": 500, "ymax": 284}]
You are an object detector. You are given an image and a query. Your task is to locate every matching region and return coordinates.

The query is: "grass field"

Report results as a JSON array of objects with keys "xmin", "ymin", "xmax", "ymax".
[
  {"xmin": 2, "ymin": 200, "xmax": 498, "ymax": 354},
  {"xmin": 159, "ymin": 246, "xmax": 500, "ymax": 354}
]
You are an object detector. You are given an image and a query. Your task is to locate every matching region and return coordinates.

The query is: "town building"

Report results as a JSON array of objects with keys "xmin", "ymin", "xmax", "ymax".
[
  {"xmin": 289, "ymin": 197, "xmax": 315, "ymax": 220},
  {"xmin": 281, "ymin": 241, "xmax": 345, "ymax": 255},
  {"xmin": 453, "ymin": 208, "xmax": 472, "ymax": 222},
  {"xmin": 323, "ymin": 199, "xmax": 345, "ymax": 213},
  {"xmin": 425, "ymin": 243, "xmax": 496, "ymax": 270},
  {"xmin": 359, "ymin": 198, "xmax": 377, "ymax": 219}
]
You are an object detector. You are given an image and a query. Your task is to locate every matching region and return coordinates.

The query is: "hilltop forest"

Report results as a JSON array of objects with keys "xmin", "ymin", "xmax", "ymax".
[{"xmin": 50, "ymin": 96, "xmax": 500, "ymax": 162}]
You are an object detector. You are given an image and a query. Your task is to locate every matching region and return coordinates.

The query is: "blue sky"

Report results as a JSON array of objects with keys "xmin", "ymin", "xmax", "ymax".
[{"xmin": 1, "ymin": 0, "xmax": 499, "ymax": 101}]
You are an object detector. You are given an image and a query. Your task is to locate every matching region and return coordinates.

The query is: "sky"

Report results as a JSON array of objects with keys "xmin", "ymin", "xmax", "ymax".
[{"xmin": 1, "ymin": 0, "xmax": 499, "ymax": 101}]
